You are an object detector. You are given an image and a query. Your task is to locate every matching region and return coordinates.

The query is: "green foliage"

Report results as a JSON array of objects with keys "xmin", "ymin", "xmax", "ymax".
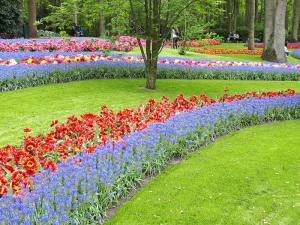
[
  {"xmin": 37, "ymin": 30, "xmax": 61, "ymax": 37},
  {"xmin": 0, "ymin": 0, "xmax": 22, "ymax": 38},
  {"xmin": 177, "ymin": 1, "xmax": 225, "ymax": 40},
  {"xmin": 178, "ymin": 46, "xmax": 186, "ymax": 55},
  {"xmin": 236, "ymin": 24, "xmax": 264, "ymax": 42},
  {"xmin": 41, "ymin": 0, "xmax": 100, "ymax": 33},
  {"xmin": 1, "ymin": 66, "xmax": 299, "ymax": 92}
]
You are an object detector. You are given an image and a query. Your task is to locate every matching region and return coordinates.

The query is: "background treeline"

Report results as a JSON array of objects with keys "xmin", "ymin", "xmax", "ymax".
[{"xmin": 0, "ymin": 0, "xmax": 299, "ymax": 42}]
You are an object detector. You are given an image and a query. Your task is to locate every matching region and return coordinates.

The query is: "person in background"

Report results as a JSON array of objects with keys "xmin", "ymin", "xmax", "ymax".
[
  {"xmin": 284, "ymin": 42, "xmax": 289, "ymax": 56},
  {"xmin": 227, "ymin": 32, "xmax": 234, "ymax": 42},
  {"xmin": 72, "ymin": 24, "xmax": 83, "ymax": 37},
  {"xmin": 171, "ymin": 28, "xmax": 179, "ymax": 49},
  {"xmin": 233, "ymin": 33, "xmax": 240, "ymax": 42}
]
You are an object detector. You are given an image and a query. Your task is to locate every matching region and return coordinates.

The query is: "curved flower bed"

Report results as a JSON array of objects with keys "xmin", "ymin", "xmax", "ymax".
[
  {"xmin": 1, "ymin": 54, "xmax": 300, "ymax": 80},
  {"xmin": 0, "ymin": 89, "xmax": 294, "ymax": 196},
  {"xmin": 2, "ymin": 54, "xmax": 299, "ymax": 71},
  {"xmin": 291, "ymin": 49, "xmax": 300, "ymax": 60},
  {"xmin": 178, "ymin": 39, "xmax": 221, "ymax": 47},
  {"xmin": 254, "ymin": 43, "xmax": 300, "ymax": 49},
  {"xmin": 0, "ymin": 90, "xmax": 299, "ymax": 224},
  {"xmin": 0, "ymin": 36, "xmax": 139, "ymax": 52},
  {"xmin": 195, "ymin": 48, "xmax": 263, "ymax": 55}
]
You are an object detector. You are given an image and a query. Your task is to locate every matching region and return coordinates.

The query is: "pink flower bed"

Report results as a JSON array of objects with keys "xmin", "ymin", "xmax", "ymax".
[{"xmin": 0, "ymin": 36, "xmax": 141, "ymax": 52}]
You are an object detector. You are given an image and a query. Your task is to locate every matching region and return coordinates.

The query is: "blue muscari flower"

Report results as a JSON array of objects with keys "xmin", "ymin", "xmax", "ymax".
[
  {"xmin": 0, "ymin": 52, "xmax": 299, "ymax": 81},
  {"xmin": 291, "ymin": 49, "xmax": 300, "ymax": 59}
]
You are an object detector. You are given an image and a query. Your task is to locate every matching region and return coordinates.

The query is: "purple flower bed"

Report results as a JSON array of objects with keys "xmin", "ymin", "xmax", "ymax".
[
  {"xmin": 0, "ymin": 54, "xmax": 300, "ymax": 81},
  {"xmin": 0, "ymin": 95, "xmax": 299, "ymax": 224},
  {"xmin": 291, "ymin": 49, "xmax": 300, "ymax": 60}
]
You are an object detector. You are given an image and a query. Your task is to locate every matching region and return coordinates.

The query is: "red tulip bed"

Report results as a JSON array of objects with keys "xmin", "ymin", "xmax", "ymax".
[
  {"xmin": 0, "ymin": 89, "xmax": 297, "ymax": 198},
  {"xmin": 254, "ymin": 43, "xmax": 300, "ymax": 49},
  {"xmin": 178, "ymin": 39, "xmax": 221, "ymax": 47}
]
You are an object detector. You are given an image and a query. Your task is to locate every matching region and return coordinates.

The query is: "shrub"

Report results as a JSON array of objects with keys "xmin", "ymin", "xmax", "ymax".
[{"xmin": 0, "ymin": 0, "xmax": 22, "ymax": 38}]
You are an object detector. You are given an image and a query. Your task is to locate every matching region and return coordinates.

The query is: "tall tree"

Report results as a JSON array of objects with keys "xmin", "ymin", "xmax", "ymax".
[
  {"xmin": 28, "ymin": 0, "xmax": 38, "ymax": 38},
  {"xmin": 262, "ymin": 0, "xmax": 287, "ymax": 63},
  {"xmin": 247, "ymin": 0, "xmax": 255, "ymax": 50},
  {"xmin": 292, "ymin": 0, "xmax": 300, "ymax": 42},
  {"xmin": 129, "ymin": 0, "xmax": 198, "ymax": 90}
]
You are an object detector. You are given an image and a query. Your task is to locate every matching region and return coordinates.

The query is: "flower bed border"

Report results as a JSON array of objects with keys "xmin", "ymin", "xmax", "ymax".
[{"xmin": 1, "ymin": 64, "xmax": 299, "ymax": 92}]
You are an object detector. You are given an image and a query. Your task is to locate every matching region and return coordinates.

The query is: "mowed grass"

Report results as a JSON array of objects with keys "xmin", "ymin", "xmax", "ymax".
[
  {"xmin": 106, "ymin": 120, "xmax": 300, "ymax": 225},
  {"xmin": 129, "ymin": 44, "xmax": 300, "ymax": 64},
  {"xmin": 1, "ymin": 79, "xmax": 300, "ymax": 146}
]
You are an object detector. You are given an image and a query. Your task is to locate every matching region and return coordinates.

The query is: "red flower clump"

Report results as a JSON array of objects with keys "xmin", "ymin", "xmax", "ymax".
[
  {"xmin": 23, "ymin": 128, "xmax": 31, "ymax": 133},
  {"xmin": 195, "ymin": 48, "xmax": 263, "ymax": 55},
  {"xmin": 178, "ymin": 39, "xmax": 220, "ymax": 47},
  {"xmin": 0, "ymin": 89, "xmax": 297, "ymax": 197}
]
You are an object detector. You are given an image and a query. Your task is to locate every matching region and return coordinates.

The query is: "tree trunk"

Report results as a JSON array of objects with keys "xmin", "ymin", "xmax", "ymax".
[
  {"xmin": 255, "ymin": 0, "xmax": 259, "ymax": 23},
  {"xmin": 245, "ymin": 1, "xmax": 250, "ymax": 27},
  {"xmin": 73, "ymin": 1, "xmax": 78, "ymax": 25},
  {"xmin": 28, "ymin": 0, "xmax": 37, "ymax": 38},
  {"xmin": 98, "ymin": 0, "xmax": 106, "ymax": 36},
  {"xmin": 227, "ymin": 0, "xmax": 233, "ymax": 32},
  {"xmin": 145, "ymin": 58, "xmax": 158, "ymax": 90},
  {"xmin": 247, "ymin": 0, "xmax": 255, "ymax": 50},
  {"xmin": 285, "ymin": 3, "xmax": 289, "ymax": 31},
  {"xmin": 99, "ymin": 16, "xmax": 105, "ymax": 36},
  {"xmin": 292, "ymin": 0, "xmax": 300, "ymax": 42},
  {"xmin": 138, "ymin": 0, "xmax": 162, "ymax": 90},
  {"xmin": 259, "ymin": 0, "xmax": 264, "ymax": 23},
  {"xmin": 233, "ymin": 0, "xmax": 239, "ymax": 32},
  {"xmin": 262, "ymin": 0, "xmax": 287, "ymax": 63}
]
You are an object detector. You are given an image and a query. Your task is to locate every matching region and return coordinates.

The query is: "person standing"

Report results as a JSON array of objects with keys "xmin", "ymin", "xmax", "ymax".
[
  {"xmin": 284, "ymin": 42, "xmax": 289, "ymax": 56},
  {"xmin": 171, "ymin": 28, "xmax": 178, "ymax": 49}
]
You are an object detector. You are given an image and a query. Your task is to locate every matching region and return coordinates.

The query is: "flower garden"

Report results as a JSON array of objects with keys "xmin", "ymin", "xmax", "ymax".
[
  {"xmin": 2, "ymin": 0, "xmax": 300, "ymax": 223},
  {"xmin": 0, "ymin": 36, "xmax": 300, "ymax": 224},
  {"xmin": 1, "ymin": 88, "xmax": 300, "ymax": 224},
  {"xmin": 0, "ymin": 37, "xmax": 300, "ymax": 92}
]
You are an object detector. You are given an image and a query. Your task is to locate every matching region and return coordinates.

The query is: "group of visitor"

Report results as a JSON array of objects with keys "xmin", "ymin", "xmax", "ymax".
[
  {"xmin": 227, "ymin": 32, "xmax": 241, "ymax": 42},
  {"xmin": 71, "ymin": 23, "xmax": 84, "ymax": 37}
]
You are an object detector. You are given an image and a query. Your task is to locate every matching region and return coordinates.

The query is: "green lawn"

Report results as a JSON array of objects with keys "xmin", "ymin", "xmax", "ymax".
[
  {"xmin": 1, "ymin": 79, "xmax": 300, "ymax": 146},
  {"xmin": 106, "ymin": 120, "xmax": 300, "ymax": 225},
  {"xmin": 128, "ymin": 44, "xmax": 300, "ymax": 64}
]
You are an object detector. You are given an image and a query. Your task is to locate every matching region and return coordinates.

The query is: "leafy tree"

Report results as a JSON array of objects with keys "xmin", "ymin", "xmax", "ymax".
[
  {"xmin": 128, "ymin": 0, "xmax": 199, "ymax": 90},
  {"xmin": 0, "ymin": 0, "xmax": 22, "ymax": 38},
  {"xmin": 41, "ymin": 0, "xmax": 100, "ymax": 33}
]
